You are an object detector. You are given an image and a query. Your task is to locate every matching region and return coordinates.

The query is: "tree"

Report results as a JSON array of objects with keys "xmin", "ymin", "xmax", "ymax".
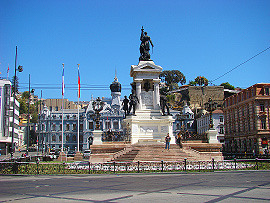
[
  {"xmin": 188, "ymin": 80, "xmax": 197, "ymax": 86},
  {"xmin": 220, "ymin": 82, "xmax": 235, "ymax": 90},
  {"xmin": 194, "ymin": 76, "xmax": 208, "ymax": 86},
  {"xmin": 159, "ymin": 70, "xmax": 186, "ymax": 91}
]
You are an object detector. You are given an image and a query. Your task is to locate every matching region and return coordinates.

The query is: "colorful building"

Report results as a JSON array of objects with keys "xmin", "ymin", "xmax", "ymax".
[{"xmin": 223, "ymin": 83, "xmax": 270, "ymax": 156}]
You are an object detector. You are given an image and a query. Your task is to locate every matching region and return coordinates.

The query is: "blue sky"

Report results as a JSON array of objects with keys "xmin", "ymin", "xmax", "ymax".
[{"xmin": 0, "ymin": 0, "xmax": 269, "ymax": 102}]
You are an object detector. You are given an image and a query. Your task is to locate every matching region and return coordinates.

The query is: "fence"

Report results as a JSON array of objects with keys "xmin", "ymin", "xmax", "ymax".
[{"xmin": 1, "ymin": 158, "xmax": 269, "ymax": 175}]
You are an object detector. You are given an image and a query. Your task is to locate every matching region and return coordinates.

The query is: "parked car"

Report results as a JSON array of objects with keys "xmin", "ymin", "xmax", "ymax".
[
  {"xmin": 83, "ymin": 150, "xmax": 91, "ymax": 158},
  {"xmin": 67, "ymin": 150, "xmax": 76, "ymax": 157},
  {"xmin": 48, "ymin": 152, "xmax": 57, "ymax": 159}
]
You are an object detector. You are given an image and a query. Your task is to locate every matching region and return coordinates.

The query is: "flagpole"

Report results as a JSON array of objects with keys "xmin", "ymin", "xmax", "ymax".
[
  {"xmin": 7, "ymin": 65, "xmax": 9, "ymax": 79},
  {"xmin": 77, "ymin": 64, "xmax": 80, "ymax": 152},
  {"xmin": 61, "ymin": 63, "xmax": 64, "ymax": 153}
]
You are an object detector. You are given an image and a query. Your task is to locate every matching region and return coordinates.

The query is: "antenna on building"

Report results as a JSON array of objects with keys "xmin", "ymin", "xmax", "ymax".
[{"xmin": 114, "ymin": 68, "xmax": 118, "ymax": 82}]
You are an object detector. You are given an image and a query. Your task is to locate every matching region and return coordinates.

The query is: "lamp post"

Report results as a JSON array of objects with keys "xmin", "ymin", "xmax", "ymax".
[
  {"xmin": 11, "ymin": 46, "xmax": 23, "ymax": 158},
  {"xmin": 204, "ymin": 98, "xmax": 217, "ymax": 129},
  {"xmin": 27, "ymin": 74, "xmax": 35, "ymax": 155},
  {"xmin": 92, "ymin": 97, "xmax": 104, "ymax": 130}
]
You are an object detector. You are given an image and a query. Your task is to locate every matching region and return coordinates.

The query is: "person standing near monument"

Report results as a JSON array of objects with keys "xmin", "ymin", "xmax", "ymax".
[{"xmin": 165, "ymin": 133, "xmax": 171, "ymax": 150}]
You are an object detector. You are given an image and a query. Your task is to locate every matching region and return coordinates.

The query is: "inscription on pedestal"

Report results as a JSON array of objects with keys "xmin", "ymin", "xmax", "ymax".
[
  {"xmin": 140, "ymin": 126, "xmax": 158, "ymax": 133},
  {"xmin": 141, "ymin": 91, "xmax": 153, "ymax": 109},
  {"xmin": 161, "ymin": 126, "xmax": 168, "ymax": 133}
]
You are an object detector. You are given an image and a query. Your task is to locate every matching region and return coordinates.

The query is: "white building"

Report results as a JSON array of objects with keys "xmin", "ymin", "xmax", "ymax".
[
  {"xmin": 197, "ymin": 109, "xmax": 225, "ymax": 143},
  {"xmin": 0, "ymin": 79, "xmax": 20, "ymax": 155}
]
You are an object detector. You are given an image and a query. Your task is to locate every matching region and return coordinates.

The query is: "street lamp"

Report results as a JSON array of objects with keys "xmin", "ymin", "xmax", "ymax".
[
  {"xmin": 11, "ymin": 46, "xmax": 23, "ymax": 158},
  {"xmin": 92, "ymin": 97, "xmax": 105, "ymax": 130},
  {"xmin": 204, "ymin": 98, "xmax": 217, "ymax": 129},
  {"xmin": 26, "ymin": 73, "xmax": 34, "ymax": 155}
]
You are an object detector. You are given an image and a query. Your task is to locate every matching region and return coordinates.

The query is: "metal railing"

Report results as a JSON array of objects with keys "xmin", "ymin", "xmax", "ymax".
[{"xmin": 1, "ymin": 158, "xmax": 269, "ymax": 175}]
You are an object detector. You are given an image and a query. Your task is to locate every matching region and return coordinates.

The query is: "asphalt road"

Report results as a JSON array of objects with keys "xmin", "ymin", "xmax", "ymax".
[{"xmin": 0, "ymin": 171, "xmax": 270, "ymax": 203}]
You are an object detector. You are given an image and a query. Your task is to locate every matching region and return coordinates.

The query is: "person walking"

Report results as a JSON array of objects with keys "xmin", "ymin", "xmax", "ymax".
[{"xmin": 165, "ymin": 133, "xmax": 171, "ymax": 150}]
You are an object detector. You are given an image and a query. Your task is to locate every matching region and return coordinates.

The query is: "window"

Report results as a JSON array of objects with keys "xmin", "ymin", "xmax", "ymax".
[
  {"xmin": 105, "ymin": 121, "xmax": 111, "ymax": 129},
  {"xmin": 60, "ymin": 124, "xmax": 62, "ymax": 131},
  {"xmin": 73, "ymin": 124, "xmax": 76, "ymax": 131},
  {"xmin": 176, "ymin": 123, "xmax": 180, "ymax": 130},
  {"xmin": 52, "ymin": 135, "xmax": 56, "ymax": 142},
  {"xmin": 265, "ymin": 88, "xmax": 269, "ymax": 95},
  {"xmin": 219, "ymin": 126, "xmax": 224, "ymax": 134},
  {"xmin": 67, "ymin": 115, "xmax": 70, "ymax": 119},
  {"xmin": 80, "ymin": 124, "xmax": 83, "ymax": 131},
  {"xmin": 73, "ymin": 115, "xmax": 76, "ymax": 119},
  {"xmin": 66, "ymin": 135, "xmax": 70, "ymax": 141},
  {"xmin": 113, "ymin": 121, "xmax": 119, "ymax": 130},
  {"xmin": 55, "ymin": 106, "xmax": 58, "ymax": 111},
  {"xmin": 52, "ymin": 124, "xmax": 56, "ymax": 131},
  {"xmin": 72, "ymin": 135, "xmax": 76, "ymax": 141},
  {"xmin": 260, "ymin": 104, "xmax": 265, "ymax": 112},
  {"xmin": 66, "ymin": 124, "xmax": 70, "ymax": 131},
  {"xmin": 219, "ymin": 116, "xmax": 223, "ymax": 122},
  {"xmin": 261, "ymin": 120, "xmax": 266, "ymax": 129},
  {"xmin": 50, "ymin": 106, "xmax": 52, "ymax": 111},
  {"xmin": 89, "ymin": 122, "xmax": 94, "ymax": 130}
]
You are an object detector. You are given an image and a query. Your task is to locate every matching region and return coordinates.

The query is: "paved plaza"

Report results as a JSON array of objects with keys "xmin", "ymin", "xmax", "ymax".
[{"xmin": 0, "ymin": 170, "xmax": 270, "ymax": 202}]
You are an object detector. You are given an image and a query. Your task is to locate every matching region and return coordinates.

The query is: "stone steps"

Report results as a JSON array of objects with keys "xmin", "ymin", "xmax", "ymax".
[{"xmin": 89, "ymin": 142, "xmax": 224, "ymax": 163}]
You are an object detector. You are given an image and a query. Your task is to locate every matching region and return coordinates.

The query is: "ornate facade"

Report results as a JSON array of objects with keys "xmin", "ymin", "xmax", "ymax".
[{"xmin": 223, "ymin": 83, "xmax": 270, "ymax": 155}]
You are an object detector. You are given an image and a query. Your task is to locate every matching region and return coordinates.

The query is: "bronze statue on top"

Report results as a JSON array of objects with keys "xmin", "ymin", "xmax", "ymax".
[{"xmin": 139, "ymin": 26, "xmax": 154, "ymax": 61}]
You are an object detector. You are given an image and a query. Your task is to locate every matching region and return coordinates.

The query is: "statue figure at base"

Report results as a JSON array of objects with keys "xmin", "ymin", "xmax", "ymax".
[
  {"xmin": 128, "ymin": 91, "xmax": 139, "ymax": 115},
  {"xmin": 160, "ymin": 95, "xmax": 171, "ymax": 116},
  {"xmin": 139, "ymin": 26, "xmax": 154, "ymax": 61},
  {"xmin": 122, "ymin": 96, "xmax": 129, "ymax": 118}
]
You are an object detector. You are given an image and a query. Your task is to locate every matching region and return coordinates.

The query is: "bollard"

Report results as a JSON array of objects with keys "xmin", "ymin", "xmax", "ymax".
[
  {"xmin": 161, "ymin": 160, "xmax": 164, "ymax": 173},
  {"xmin": 12, "ymin": 162, "xmax": 18, "ymax": 174},
  {"xmin": 137, "ymin": 161, "xmax": 140, "ymax": 173},
  {"xmin": 212, "ymin": 158, "xmax": 215, "ymax": 171},
  {"xmin": 36, "ymin": 158, "xmax": 39, "ymax": 175},
  {"xmin": 113, "ymin": 162, "xmax": 116, "ymax": 173},
  {"xmin": 234, "ymin": 158, "xmax": 237, "ymax": 170},
  {"xmin": 255, "ymin": 158, "xmax": 258, "ymax": 170},
  {"xmin": 88, "ymin": 162, "xmax": 91, "ymax": 174},
  {"xmin": 184, "ymin": 158, "xmax": 187, "ymax": 171}
]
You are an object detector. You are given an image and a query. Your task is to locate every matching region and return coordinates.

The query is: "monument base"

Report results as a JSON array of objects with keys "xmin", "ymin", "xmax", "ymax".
[
  {"xmin": 123, "ymin": 110, "xmax": 175, "ymax": 144},
  {"xmin": 92, "ymin": 130, "xmax": 103, "ymax": 145},
  {"xmin": 207, "ymin": 129, "xmax": 219, "ymax": 144}
]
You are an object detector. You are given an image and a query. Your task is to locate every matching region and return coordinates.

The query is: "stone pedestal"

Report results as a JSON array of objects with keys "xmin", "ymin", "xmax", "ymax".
[
  {"xmin": 207, "ymin": 129, "xmax": 219, "ymax": 144},
  {"xmin": 92, "ymin": 130, "xmax": 103, "ymax": 145},
  {"xmin": 123, "ymin": 61, "xmax": 175, "ymax": 144},
  {"xmin": 123, "ymin": 111, "xmax": 175, "ymax": 144},
  {"xmin": 57, "ymin": 151, "xmax": 67, "ymax": 162},
  {"xmin": 74, "ymin": 151, "xmax": 83, "ymax": 161}
]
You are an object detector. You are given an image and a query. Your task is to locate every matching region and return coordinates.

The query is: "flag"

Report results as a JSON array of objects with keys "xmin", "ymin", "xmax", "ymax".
[
  {"xmin": 62, "ymin": 65, "xmax": 64, "ymax": 96},
  {"xmin": 78, "ymin": 66, "xmax": 80, "ymax": 98}
]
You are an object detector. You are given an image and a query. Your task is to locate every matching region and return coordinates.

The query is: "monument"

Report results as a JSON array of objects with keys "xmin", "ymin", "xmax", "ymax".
[
  {"xmin": 123, "ymin": 27, "xmax": 175, "ymax": 144},
  {"xmin": 92, "ymin": 97, "xmax": 105, "ymax": 145},
  {"xmin": 204, "ymin": 98, "xmax": 219, "ymax": 143}
]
